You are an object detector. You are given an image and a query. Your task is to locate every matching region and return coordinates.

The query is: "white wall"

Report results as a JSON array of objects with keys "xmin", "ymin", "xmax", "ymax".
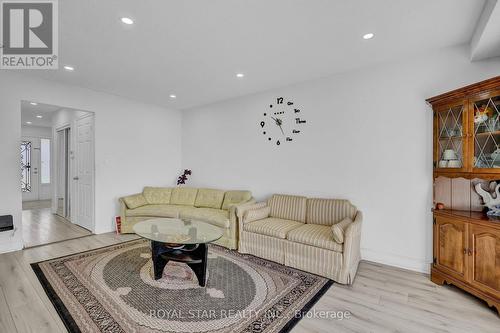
[
  {"xmin": 0, "ymin": 72, "xmax": 182, "ymax": 252},
  {"xmin": 182, "ymin": 45, "xmax": 500, "ymax": 273},
  {"xmin": 52, "ymin": 108, "xmax": 90, "ymax": 129},
  {"xmin": 21, "ymin": 125, "xmax": 52, "ymax": 138}
]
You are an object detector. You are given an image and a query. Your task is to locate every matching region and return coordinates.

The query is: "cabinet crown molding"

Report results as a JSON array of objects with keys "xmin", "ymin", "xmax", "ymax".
[{"xmin": 426, "ymin": 76, "xmax": 500, "ymax": 106}]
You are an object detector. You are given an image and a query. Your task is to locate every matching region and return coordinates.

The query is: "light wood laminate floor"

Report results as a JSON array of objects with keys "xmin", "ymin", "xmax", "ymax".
[
  {"xmin": 0, "ymin": 233, "xmax": 498, "ymax": 333},
  {"xmin": 22, "ymin": 200, "xmax": 91, "ymax": 248}
]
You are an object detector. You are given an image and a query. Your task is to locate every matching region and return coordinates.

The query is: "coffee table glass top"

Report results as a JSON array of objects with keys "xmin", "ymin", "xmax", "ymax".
[{"xmin": 133, "ymin": 218, "xmax": 223, "ymax": 244}]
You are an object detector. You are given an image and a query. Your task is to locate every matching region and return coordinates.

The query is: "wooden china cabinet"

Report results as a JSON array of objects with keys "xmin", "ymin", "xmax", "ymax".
[{"xmin": 427, "ymin": 76, "xmax": 500, "ymax": 314}]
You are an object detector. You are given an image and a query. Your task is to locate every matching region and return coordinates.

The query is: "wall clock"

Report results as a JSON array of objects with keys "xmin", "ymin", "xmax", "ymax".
[{"xmin": 260, "ymin": 97, "xmax": 306, "ymax": 146}]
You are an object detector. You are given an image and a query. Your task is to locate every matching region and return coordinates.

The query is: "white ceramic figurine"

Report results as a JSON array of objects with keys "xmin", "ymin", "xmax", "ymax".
[{"xmin": 475, "ymin": 182, "xmax": 500, "ymax": 216}]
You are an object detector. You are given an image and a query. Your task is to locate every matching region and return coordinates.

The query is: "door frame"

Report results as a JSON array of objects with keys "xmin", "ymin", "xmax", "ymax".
[
  {"xmin": 52, "ymin": 113, "xmax": 96, "ymax": 233},
  {"xmin": 72, "ymin": 113, "xmax": 95, "ymax": 232},
  {"xmin": 53, "ymin": 125, "xmax": 71, "ymax": 218}
]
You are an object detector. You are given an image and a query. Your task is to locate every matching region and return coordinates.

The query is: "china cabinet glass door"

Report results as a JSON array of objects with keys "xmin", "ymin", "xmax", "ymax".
[
  {"xmin": 471, "ymin": 90, "xmax": 500, "ymax": 171},
  {"xmin": 435, "ymin": 101, "xmax": 467, "ymax": 171}
]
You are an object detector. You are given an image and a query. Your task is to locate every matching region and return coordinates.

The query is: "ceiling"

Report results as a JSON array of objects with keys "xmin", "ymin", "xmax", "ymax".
[
  {"xmin": 22, "ymin": 0, "xmax": 487, "ymax": 109},
  {"xmin": 471, "ymin": 0, "xmax": 500, "ymax": 61},
  {"xmin": 21, "ymin": 101, "xmax": 61, "ymax": 127}
]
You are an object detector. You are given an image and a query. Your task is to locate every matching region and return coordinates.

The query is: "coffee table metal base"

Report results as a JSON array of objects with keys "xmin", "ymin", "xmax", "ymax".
[{"xmin": 151, "ymin": 241, "xmax": 208, "ymax": 287}]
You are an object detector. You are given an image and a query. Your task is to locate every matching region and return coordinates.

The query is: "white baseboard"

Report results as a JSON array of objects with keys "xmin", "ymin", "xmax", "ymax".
[
  {"xmin": 0, "ymin": 238, "xmax": 23, "ymax": 253},
  {"xmin": 361, "ymin": 248, "xmax": 430, "ymax": 273}
]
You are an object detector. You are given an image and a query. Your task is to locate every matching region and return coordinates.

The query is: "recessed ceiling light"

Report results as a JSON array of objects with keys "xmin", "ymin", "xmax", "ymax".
[
  {"xmin": 36, "ymin": 115, "xmax": 43, "ymax": 118},
  {"xmin": 121, "ymin": 17, "xmax": 134, "ymax": 25},
  {"xmin": 26, "ymin": 121, "xmax": 32, "ymax": 125},
  {"xmin": 64, "ymin": 65, "xmax": 75, "ymax": 71},
  {"xmin": 170, "ymin": 94, "xmax": 177, "ymax": 99},
  {"xmin": 30, "ymin": 102, "xmax": 38, "ymax": 106},
  {"xmin": 236, "ymin": 73, "xmax": 244, "ymax": 78},
  {"xmin": 363, "ymin": 33, "xmax": 374, "ymax": 40}
]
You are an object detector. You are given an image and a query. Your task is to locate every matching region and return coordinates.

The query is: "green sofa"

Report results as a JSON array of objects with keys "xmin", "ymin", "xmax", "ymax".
[{"xmin": 119, "ymin": 187, "xmax": 254, "ymax": 249}]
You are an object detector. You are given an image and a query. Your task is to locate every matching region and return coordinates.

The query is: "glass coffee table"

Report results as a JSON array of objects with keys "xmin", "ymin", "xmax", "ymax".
[{"xmin": 133, "ymin": 218, "xmax": 223, "ymax": 287}]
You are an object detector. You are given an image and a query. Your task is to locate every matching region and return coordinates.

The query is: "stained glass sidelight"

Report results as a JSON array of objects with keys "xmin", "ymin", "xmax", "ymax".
[{"xmin": 21, "ymin": 141, "xmax": 32, "ymax": 192}]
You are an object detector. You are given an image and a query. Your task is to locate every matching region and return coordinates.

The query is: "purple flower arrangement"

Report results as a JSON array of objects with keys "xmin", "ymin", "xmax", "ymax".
[{"xmin": 177, "ymin": 169, "xmax": 192, "ymax": 185}]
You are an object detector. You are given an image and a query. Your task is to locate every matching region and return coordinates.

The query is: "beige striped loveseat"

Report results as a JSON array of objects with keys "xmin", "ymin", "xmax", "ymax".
[{"xmin": 237, "ymin": 194, "xmax": 362, "ymax": 284}]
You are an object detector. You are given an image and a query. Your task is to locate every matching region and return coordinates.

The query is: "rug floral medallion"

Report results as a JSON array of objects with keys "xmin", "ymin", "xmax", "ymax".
[{"xmin": 32, "ymin": 239, "xmax": 333, "ymax": 333}]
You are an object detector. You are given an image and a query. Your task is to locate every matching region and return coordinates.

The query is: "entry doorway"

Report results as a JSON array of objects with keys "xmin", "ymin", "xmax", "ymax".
[{"xmin": 21, "ymin": 101, "xmax": 95, "ymax": 248}]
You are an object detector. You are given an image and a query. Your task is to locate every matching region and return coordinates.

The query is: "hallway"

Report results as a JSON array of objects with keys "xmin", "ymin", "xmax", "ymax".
[{"xmin": 22, "ymin": 200, "xmax": 91, "ymax": 248}]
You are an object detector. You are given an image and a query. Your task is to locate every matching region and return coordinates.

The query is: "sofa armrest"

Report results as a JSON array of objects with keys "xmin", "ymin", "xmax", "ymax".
[
  {"xmin": 228, "ymin": 198, "xmax": 256, "ymax": 221},
  {"xmin": 242, "ymin": 205, "xmax": 270, "ymax": 224},
  {"xmin": 228, "ymin": 198, "xmax": 256, "ymax": 225},
  {"xmin": 119, "ymin": 198, "xmax": 127, "ymax": 214},
  {"xmin": 222, "ymin": 198, "xmax": 254, "ymax": 249},
  {"xmin": 237, "ymin": 202, "xmax": 267, "ymax": 222},
  {"xmin": 119, "ymin": 193, "xmax": 144, "ymax": 209},
  {"xmin": 118, "ymin": 198, "xmax": 129, "ymax": 233},
  {"xmin": 343, "ymin": 211, "xmax": 363, "ymax": 274},
  {"xmin": 235, "ymin": 202, "xmax": 267, "ymax": 245}
]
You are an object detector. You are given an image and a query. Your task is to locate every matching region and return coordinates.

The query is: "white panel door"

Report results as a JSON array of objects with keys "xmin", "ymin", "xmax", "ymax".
[
  {"xmin": 21, "ymin": 137, "xmax": 40, "ymax": 202},
  {"xmin": 73, "ymin": 115, "xmax": 94, "ymax": 231}
]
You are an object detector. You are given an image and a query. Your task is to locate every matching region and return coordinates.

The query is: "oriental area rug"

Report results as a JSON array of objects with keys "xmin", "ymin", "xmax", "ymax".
[{"xmin": 31, "ymin": 239, "xmax": 332, "ymax": 333}]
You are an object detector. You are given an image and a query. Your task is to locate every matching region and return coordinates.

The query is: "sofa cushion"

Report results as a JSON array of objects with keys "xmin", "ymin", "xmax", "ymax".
[
  {"xmin": 331, "ymin": 217, "xmax": 353, "ymax": 243},
  {"xmin": 143, "ymin": 187, "xmax": 172, "ymax": 205},
  {"xmin": 195, "ymin": 189, "xmax": 225, "ymax": 209},
  {"xmin": 180, "ymin": 208, "xmax": 230, "ymax": 229},
  {"xmin": 268, "ymin": 194, "xmax": 307, "ymax": 223},
  {"xmin": 170, "ymin": 187, "xmax": 198, "ymax": 206},
  {"xmin": 222, "ymin": 190, "xmax": 252, "ymax": 210},
  {"xmin": 306, "ymin": 198, "xmax": 357, "ymax": 225},
  {"xmin": 244, "ymin": 217, "xmax": 303, "ymax": 239},
  {"xmin": 123, "ymin": 194, "xmax": 148, "ymax": 209},
  {"xmin": 287, "ymin": 224, "xmax": 343, "ymax": 252},
  {"xmin": 126, "ymin": 204, "xmax": 191, "ymax": 217}
]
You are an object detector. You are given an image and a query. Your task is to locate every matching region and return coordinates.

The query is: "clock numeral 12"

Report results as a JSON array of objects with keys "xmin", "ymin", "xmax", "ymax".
[{"xmin": 277, "ymin": 97, "xmax": 284, "ymax": 104}]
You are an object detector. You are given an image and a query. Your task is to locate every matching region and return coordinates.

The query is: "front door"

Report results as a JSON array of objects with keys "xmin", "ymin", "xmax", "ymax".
[
  {"xmin": 21, "ymin": 137, "xmax": 40, "ymax": 201},
  {"xmin": 73, "ymin": 114, "xmax": 95, "ymax": 231}
]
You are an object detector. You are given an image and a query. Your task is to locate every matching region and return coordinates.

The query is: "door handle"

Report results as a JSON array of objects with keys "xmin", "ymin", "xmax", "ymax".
[{"xmin": 73, "ymin": 177, "xmax": 79, "ymax": 180}]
